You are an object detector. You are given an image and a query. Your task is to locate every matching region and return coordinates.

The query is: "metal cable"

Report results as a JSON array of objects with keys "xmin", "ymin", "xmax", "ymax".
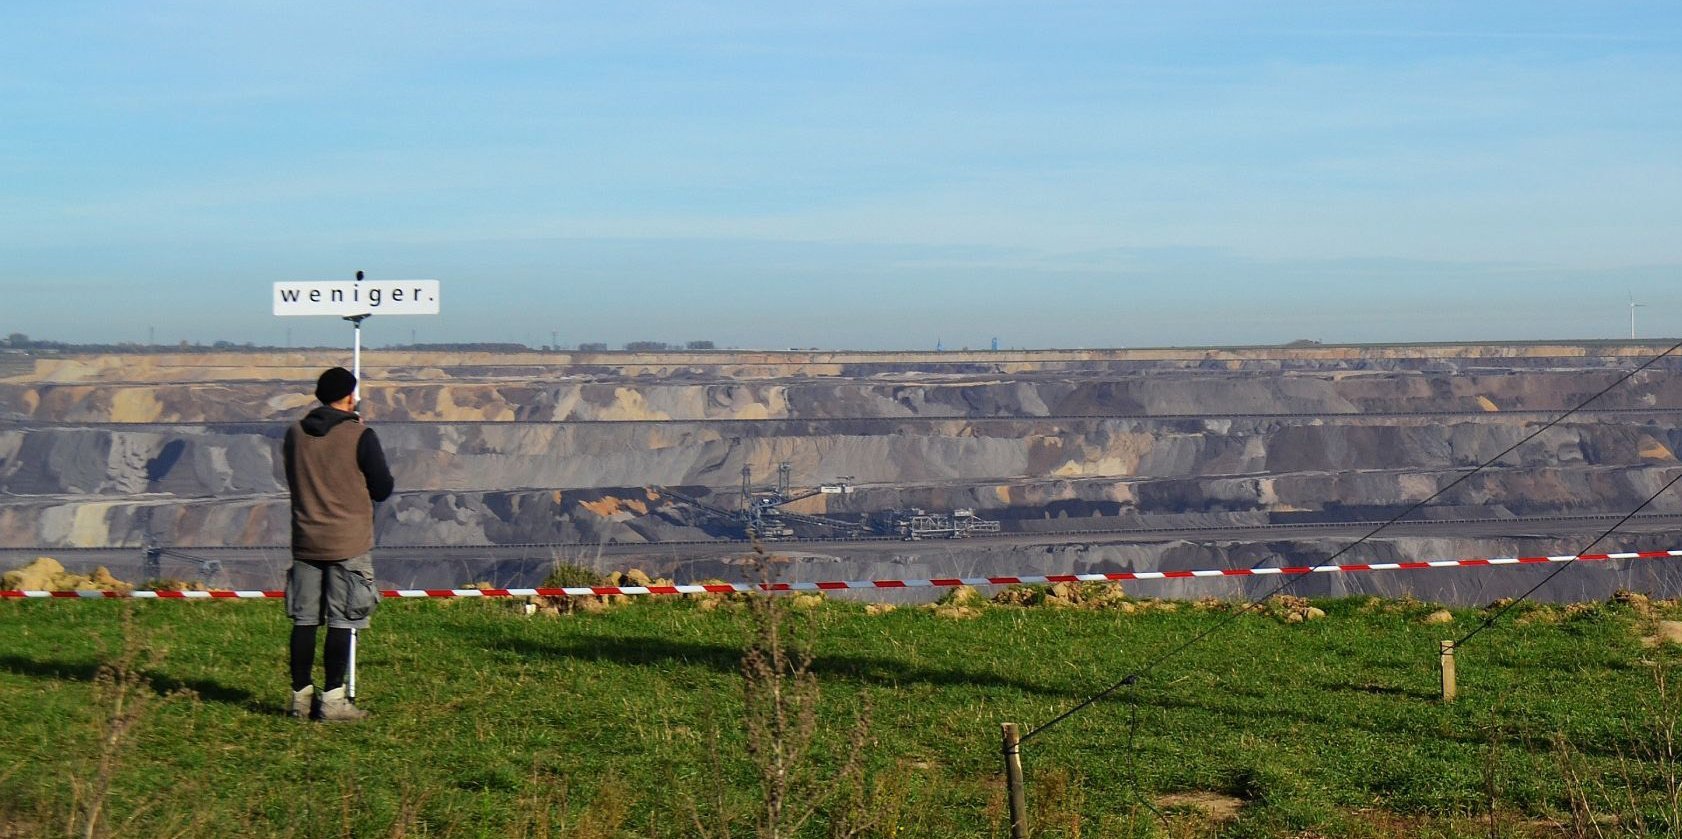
[
  {"xmin": 1123, "ymin": 688, "xmax": 1172, "ymax": 832},
  {"xmin": 1021, "ymin": 336, "xmax": 1682, "ymax": 744},
  {"xmin": 1455, "ymin": 467, "xmax": 1682, "ymax": 648}
]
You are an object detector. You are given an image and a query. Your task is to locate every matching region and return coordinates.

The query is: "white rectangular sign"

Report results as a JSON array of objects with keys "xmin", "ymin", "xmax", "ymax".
[{"xmin": 273, "ymin": 280, "xmax": 441, "ymax": 316}]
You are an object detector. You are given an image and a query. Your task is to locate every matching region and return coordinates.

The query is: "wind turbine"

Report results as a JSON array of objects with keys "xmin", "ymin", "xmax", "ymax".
[{"xmin": 1630, "ymin": 292, "xmax": 1646, "ymax": 339}]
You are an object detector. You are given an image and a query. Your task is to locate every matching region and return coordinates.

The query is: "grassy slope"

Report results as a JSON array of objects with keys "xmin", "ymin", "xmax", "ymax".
[{"xmin": 1, "ymin": 594, "xmax": 1678, "ymax": 838}]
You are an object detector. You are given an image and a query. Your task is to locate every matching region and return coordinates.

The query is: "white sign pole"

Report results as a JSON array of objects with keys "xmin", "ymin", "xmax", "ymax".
[
  {"xmin": 344, "ymin": 296, "xmax": 366, "ymax": 702},
  {"xmin": 346, "ymin": 315, "xmax": 369, "ymax": 404},
  {"xmin": 348, "ymin": 311, "xmax": 362, "ymax": 702},
  {"xmin": 273, "ymin": 272, "xmax": 442, "ymax": 703}
]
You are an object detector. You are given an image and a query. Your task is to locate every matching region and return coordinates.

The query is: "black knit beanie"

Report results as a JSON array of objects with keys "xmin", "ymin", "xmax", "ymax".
[{"xmin": 315, "ymin": 367, "xmax": 357, "ymax": 405}]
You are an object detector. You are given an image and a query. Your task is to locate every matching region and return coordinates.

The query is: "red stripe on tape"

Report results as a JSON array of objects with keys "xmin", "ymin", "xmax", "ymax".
[{"xmin": 6, "ymin": 548, "xmax": 1680, "ymax": 602}]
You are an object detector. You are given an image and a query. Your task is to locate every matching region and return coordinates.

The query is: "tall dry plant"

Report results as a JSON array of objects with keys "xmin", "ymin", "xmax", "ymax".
[
  {"xmin": 1644, "ymin": 660, "xmax": 1682, "ymax": 833},
  {"xmin": 1552, "ymin": 657, "xmax": 1682, "ymax": 838},
  {"xmin": 1479, "ymin": 708, "xmax": 1509, "ymax": 839},
  {"xmin": 1026, "ymin": 767, "xmax": 1085, "ymax": 839},
  {"xmin": 67, "ymin": 605, "xmax": 197, "ymax": 839},
  {"xmin": 691, "ymin": 542, "xmax": 875, "ymax": 839},
  {"xmin": 741, "ymin": 551, "xmax": 874, "ymax": 839}
]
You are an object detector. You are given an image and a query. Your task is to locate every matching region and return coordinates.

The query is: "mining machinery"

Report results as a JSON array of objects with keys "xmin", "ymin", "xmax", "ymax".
[
  {"xmin": 658, "ymin": 464, "xmax": 1003, "ymax": 541},
  {"xmin": 140, "ymin": 541, "xmax": 224, "ymax": 583},
  {"xmin": 738, "ymin": 463, "xmax": 867, "ymax": 539},
  {"xmin": 654, "ymin": 463, "xmax": 868, "ymax": 540},
  {"xmin": 886, "ymin": 507, "xmax": 1003, "ymax": 540}
]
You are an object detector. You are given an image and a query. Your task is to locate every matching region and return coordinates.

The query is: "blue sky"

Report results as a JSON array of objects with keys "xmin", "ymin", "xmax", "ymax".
[{"xmin": 4, "ymin": 2, "xmax": 1681, "ymax": 350}]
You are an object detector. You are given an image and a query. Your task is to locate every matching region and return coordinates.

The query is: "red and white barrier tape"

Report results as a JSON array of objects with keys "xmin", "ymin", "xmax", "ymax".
[{"xmin": 3, "ymin": 549, "xmax": 1680, "ymax": 600}]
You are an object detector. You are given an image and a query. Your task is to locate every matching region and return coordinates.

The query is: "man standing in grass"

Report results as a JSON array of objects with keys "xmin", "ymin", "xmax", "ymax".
[{"xmin": 283, "ymin": 366, "xmax": 393, "ymax": 721}]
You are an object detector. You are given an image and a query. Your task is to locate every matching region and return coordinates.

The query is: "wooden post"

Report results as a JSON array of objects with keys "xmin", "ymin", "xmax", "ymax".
[
  {"xmin": 1440, "ymin": 640, "xmax": 1457, "ymax": 702},
  {"xmin": 1002, "ymin": 723, "xmax": 1028, "ymax": 839}
]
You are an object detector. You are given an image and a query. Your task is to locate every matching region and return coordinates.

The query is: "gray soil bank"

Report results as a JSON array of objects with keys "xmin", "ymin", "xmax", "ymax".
[{"xmin": 4, "ymin": 344, "xmax": 1682, "ymax": 604}]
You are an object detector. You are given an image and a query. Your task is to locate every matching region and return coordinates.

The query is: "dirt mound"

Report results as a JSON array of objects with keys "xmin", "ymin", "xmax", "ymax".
[
  {"xmin": 1, "ymin": 557, "xmax": 132, "ymax": 592},
  {"xmin": 528, "ymin": 567, "xmax": 690, "ymax": 616},
  {"xmin": 1263, "ymin": 595, "xmax": 1326, "ymax": 623},
  {"xmin": 989, "ymin": 581, "xmax": 1128, "ymax": 609},
  {"xmin": 1155, "ymin": 791, "xmax": 1245, "ymax": 824}
]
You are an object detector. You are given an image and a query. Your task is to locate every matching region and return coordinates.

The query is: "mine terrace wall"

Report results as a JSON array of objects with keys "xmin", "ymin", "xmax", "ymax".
[{"xmin": 3, "ymin": 343, "xmax": 1682, "ymax": 603}]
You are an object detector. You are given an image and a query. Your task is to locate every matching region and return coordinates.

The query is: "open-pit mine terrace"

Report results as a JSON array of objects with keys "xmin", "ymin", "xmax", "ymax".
[{"xmin": 4, "ymin": 342, "xmax": 1682, "ymax": 604}]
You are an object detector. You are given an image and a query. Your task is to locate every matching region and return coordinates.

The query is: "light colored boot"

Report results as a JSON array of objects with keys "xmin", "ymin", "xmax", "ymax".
[
  {"xmin": 289, "ymin": 685, "xmax": 316, "ymax": 720},
  {"xmin": 317, "ymin": 686, "xmax": 369, "ymax": 722}
]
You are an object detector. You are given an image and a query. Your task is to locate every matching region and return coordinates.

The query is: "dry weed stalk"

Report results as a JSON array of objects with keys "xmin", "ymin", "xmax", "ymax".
[
  {"xmin": 67, "ymin": 605, "xmax": 196, "ymax": 839},
  {"xmin": 741, "ymin": 555, "xmax": 872, "ymax": 838},
  {"xmin": 825, "ymin": 760, "xmax": 932, "ymax": 839},
  {"xmin": 1480, "ymin": 709, "xmax": 1507, "ymax": 839},
  {"xmin": 687, "ymin": 716, "xmax": 736, "ymax": 839},
  {"xmin": 691, "ymin": 541, "xmax": 875, "ymax": 839},
  {"xmin": 1027, "ymin": 767, "xmax": 1085, "ymax": 839},
  {"xmin": 571, "ymin": 774, "xmax": 633, "ymax": 839},
  {"xmin": 740, "ymin": 571, "xmax": 816, "ymax": 838},
  {"xmin": 1551, "ymin": 657, "xmax": 1682, "ymax": 838},
  {"xmin": 338, "ymin": 778, "xmax": 357, "ymax": 839},
  {"xmin": 513, "ymin": 758, "xmax": 570, "ymax": 839},
  {"xmin": 1553, "ymin": 731, "xmax": 1609, "ymax": 839},
  {"xmin": 385, "ymin": 781, "xmax": 438, "ymax": 839},
  {"xmin": 1645, "ymin": 662, "xmax": 1682, "ymax": 832}
]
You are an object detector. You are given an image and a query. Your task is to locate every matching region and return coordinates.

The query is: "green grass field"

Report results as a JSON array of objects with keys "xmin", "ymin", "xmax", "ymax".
[{"xmin": 2, "ymin": 589, "xmax": 1680, "ymax": 838}]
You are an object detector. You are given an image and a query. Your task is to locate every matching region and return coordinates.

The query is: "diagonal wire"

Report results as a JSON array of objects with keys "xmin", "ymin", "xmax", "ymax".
[
  {"xmin": 1020, "ymin": 337, "xmax": 1682, "ymax": 744},
  {"xmin": 1455, "ymin": 467, "xmax": 1682, "ymax": 647},
  {"xmin": 1122, "ymin": 688, "xmax": 1172, "ymax": 832}
]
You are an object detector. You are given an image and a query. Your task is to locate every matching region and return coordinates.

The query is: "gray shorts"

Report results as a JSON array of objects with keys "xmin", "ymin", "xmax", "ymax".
[{"xmin": 285, "ymin": 553, "xmax": 379, "ymax": 629}]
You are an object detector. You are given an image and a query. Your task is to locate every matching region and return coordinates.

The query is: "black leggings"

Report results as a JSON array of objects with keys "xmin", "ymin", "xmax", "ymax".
[{"xmin": 289, "ymin": 625, "xmax": 353, "ymax": 692}]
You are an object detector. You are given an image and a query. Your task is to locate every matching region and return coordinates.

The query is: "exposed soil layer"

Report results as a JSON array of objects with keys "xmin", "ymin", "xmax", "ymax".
[{"xmin": 4, "ymin": 344, "xmax": 1681, "ymax": 603}]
